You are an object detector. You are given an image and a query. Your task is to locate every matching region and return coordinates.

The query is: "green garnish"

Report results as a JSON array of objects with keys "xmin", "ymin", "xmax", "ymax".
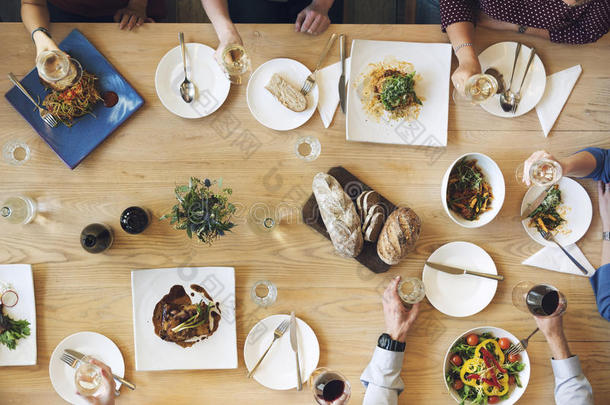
[
  {"xmin": 171, "ymin": 302, "xmax": 213, "ymax": 333},
  {"xmin": 380, "ymin": 72, "xmax": 422, "ymax": 111},
  {"xmin": 0, "ymin": 305, "xmax": 31, "ymax": 350}
]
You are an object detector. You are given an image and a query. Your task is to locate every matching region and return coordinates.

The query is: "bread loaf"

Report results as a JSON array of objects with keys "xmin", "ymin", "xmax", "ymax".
[
  {"xmin": 265, "ymin": 73, "xmax": 307, "ymax": 112},
  {"xmin": 312, "ymin": 173, "xmax": 363, "ymax": 258},
  {"xmin": 376, "ymin": 207, "xmax": 421, "ymax": 265}
]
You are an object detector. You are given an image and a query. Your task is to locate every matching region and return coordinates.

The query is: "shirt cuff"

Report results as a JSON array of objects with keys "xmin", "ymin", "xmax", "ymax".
[
  {"xmin": 370, "ymin": 347, "xmax": 405, "ymax": 372},
  {"xmin": 551, "ymin": 355, "xmax": 583, "ymax": 379}
]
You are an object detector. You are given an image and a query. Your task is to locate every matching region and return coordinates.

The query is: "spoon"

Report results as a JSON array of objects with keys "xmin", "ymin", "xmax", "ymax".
[
  {"xmin": 500, "ymin": 42, "xmax": 522, "ymax": 112},
  {"xmin": 484, "ymin": 68, "xmax": 505, "ymax": 94},
  {"xmin": 179, "ymin": 32, "xmax": 195, "ymax": 103}
]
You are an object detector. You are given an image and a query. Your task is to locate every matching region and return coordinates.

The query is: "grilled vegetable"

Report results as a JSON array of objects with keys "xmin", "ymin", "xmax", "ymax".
[{"xmin": 447, "ymin": 158, "xmax": 493, "ymax": 221}]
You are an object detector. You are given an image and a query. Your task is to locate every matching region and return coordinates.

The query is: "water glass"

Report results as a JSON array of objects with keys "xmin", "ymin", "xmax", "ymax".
[
  {"xmin": 3, "ymin": 141, "xmax": 31, "ymax": 165},
  {"xmin": 250, "ymin": 280, "xmax": 277, "ymax": 307},
  {"xmin": 0, "ymin": 195, "xmax": 37, "ymax": 225},
  {"xmin": 74, "ymin": 356, "xmax": 104, "ymax": 397},
  {"xmin": 397, "ymin": 277, "xmax": 426, "ymax": 305},
  {"xmin": 36, "ymin": 50, "xmax": 82, "ymax": 89},
  {"xmin": 247, "ymin": 202, "xmax": 278, "ymax": 234},
  {"xmin": 295, "ymin": 136, "xmax": 321, "ymax": 162}
]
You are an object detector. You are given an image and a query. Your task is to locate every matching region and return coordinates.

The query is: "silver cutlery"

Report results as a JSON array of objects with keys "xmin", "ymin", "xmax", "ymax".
[
  {"xmin": 301, "ymin": 33, "xmax": 337, "ymax": 95},
  {"xmin": 506, "ymin": 327, "xmax": 539, "ymax": 356},
  {"xmin": 521, "ymin": 185, "xmax": 554, "ymax": 220},
  {"xmin": 338, "ymin": 34, "xmax": 346, "ymax": 113},
  {"xmin": 538, "ymin": 229, "xmax": 589, "ymax": 275},
  {"xmin": 8, "ymin": 72, "xmax": 58, "ymax": 128},
  {"xmin": 61, "ymin": 349, "xmax": 136, "ymax": 391},
  {"xmin": 500, "ymin": 42, "xmax": 521, "ymax": 113},
  {"xmin": 290, "ymin": 311, "xmax": 302, "ymax": 391},
  {"xmin": 247, "ymin": 319, "xmax": 290, "ymax": 378},
  {"xmin": 425, "ymin": 261, "xmax": 504, "ymax": 281},
  {"xmin": 179, "ymin": 32, "xmax": 195, "ymax": 103},
  {"xmin": 511, "ymin": 47, "xmax": 537, "ymax": 114}
]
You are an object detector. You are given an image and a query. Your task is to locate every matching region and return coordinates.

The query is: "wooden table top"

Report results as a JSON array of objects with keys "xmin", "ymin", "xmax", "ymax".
[{"xmin": 0, "ymin": 23, "xmax": 608, "ymax": 404}]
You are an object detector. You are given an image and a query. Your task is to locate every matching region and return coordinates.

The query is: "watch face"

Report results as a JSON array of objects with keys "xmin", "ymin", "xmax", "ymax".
[{"xmin": 378, "ymin": 334, "xmax": 390, "ymax": 348}]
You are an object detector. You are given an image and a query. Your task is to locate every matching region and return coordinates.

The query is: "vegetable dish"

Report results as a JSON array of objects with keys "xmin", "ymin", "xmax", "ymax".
[{"xmin": 447, "ymin": 158, "xmax": 493, "ymax": 221}]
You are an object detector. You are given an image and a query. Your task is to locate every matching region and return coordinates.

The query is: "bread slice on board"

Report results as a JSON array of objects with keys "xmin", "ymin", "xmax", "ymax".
[
  {"xmin": 265, "ymin": 73, "xmax": 307, "ymax": 112},
  {"xmin": 377, "ymin": 207, "xmax": 421, "ymax": 265}
]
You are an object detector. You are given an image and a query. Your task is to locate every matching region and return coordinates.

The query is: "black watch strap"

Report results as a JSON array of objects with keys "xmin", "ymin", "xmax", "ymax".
[
  {"xmin": 377, "ymin": 333, "xmax": 406, "ymax": 352},
  {"xmin": 31, "ymin": 27, "xmax": 51, "ymax": 43}
]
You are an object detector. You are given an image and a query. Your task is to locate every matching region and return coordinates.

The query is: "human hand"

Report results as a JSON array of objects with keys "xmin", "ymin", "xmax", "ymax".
[
  {"xmin": 78, "ymin": 359, "xmax": 117, "ymax": 405},
  {"xmin": 382, "ymin": 276, "xmax": 420, "ymax": 343},
  {"xmin": 214, "ymin": 29, "xmax": 243, "ymax": 68},
  {"xmin": 295, "ymin": 1, "xmax": 331, "ymax": 35},
  {"xmin": 599, "ymin": 181, "xmax": 610, "ymax": 231},
  {"xmin": 451, "ymin": 56, "xmax": 481, "ymax": 96},
  {"xmin": 114, "ymin": 0, "xmax": 154, "ymax": 31},
  {"xmin": 521, "ymin": 150, "xmax": 560, "ymax": 186},
  {"xmin": 534, "ymin": 313, "xmax": 565, "ymax": 340}
]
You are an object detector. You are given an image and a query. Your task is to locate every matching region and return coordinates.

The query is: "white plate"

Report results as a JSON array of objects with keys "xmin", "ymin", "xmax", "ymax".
[
  {"xmin": 346, "ymin": 39, "xmax": 451, "ymax": 146},
  {"xmin": 244, "ymin": 314, "xmax": 320, "ymax": 390},
  {"xmin": 423, "ymin": 242, "xmax": 498, "ymax": 317},
  {"xmin": 246, "ymin": 58, "xmax": 319, "ymax": 131},
  {"xmin": 443, "ymin": 326, "xmax": 531, "ymax": 405},
  {"xmin": 479, "ymin": 42, "xmax": 546, "ymax": 117},
  {"xmin": 0, "ymin": 264, "xmax": 36, "ymax": 366},
  {"xmin": 131, "ymin": 267, "xmax": 237, "ymax": 371},
  {"xmin": 155, "ymin": 43, "xmax": 230, "ymax": 119},
  {"xmin": 49, "ymin": 331, "xmax": 125, "ymax": 405},
  {"xmin": 521, "ymin": 177, "xmax": 592, "ymax": 247}
]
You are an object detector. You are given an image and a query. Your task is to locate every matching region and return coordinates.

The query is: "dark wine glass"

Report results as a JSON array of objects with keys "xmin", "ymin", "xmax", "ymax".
[
  {"xmin": 512, "ymin": 281, "xmax": 567, "ymax": 317},
  {"xmin": 310, "ymin": 368, "xmax": 351, "ymax": 405}
]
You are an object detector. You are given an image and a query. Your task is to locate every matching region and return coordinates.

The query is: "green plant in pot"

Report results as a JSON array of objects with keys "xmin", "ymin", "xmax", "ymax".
[{"xmin": 161, "ymin": 177, "xmax": 236, "ymax": 244}]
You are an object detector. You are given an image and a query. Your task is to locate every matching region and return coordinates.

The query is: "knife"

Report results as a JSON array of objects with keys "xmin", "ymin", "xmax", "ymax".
[
  {"xmin": 338, "ymin": 34, "xmax": 346, "ymax": 114},
  {"xmin": 289, "ymin": 311, "xmax": 302, "ymax": 391},
  {"xmin": 521, "ymin": 185, "xmax": 553, "ymax": 221},
  {"xmin": 65, "ymin": 349, "xmax": 136, "ymax": 390},
  {"xmin": 425, "ymin": 261, "xmax": 504, "ymax": 281}
]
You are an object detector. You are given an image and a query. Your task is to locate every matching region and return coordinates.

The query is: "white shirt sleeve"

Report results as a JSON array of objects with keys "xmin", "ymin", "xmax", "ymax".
[
  {"xmin": 360, "ymin": 347, "xmax": 405, "ymax": 405},
  {"xmin": 551, "ymin": 356, "xmax": 593, "ymax": 405}
]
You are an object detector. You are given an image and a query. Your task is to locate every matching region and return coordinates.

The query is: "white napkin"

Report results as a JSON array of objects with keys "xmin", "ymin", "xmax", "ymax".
[
  {"xmin": 535, "ymin": 65, "xmax": 582, "ymax": 137},
  {"xmin": 316, "ymin": 57, "xmax": 351, "ymax": 128},
  {"xmin": 522, "ymin": 243, "xmax": 596, "ymax": 277}
]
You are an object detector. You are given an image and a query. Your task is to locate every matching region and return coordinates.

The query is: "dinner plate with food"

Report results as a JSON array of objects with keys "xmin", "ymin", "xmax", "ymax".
[
  {"xmin": 444, "ymin": 326, "xmax": 530, "ymax": 405},
  {"xmin": 346, "ymin": 39, "xmax": 451, "ymax": 146},
  {"xmin": 246, "ymin": 58, "xmax": 319, "ymax": 131},
  {"xmin": 521, "ymin": 177, "xmax": 592, "ymax": 247},
  {"xmin": 131, "ymin": 267, "xmax": 237, "ymax": 371},
  {"xmin": 4, "ymin": 29, "xmax": 144, "ymax": 169}
]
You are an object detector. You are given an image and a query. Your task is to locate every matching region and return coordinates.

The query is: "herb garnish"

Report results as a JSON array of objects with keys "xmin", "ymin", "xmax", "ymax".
[
  {"xmin": 380, "ymin": 72, "xmax": 422, "ymax": 111},
  {"xmin": 0, "ymin": 304, "xmax": 31, "ymax": 350}
]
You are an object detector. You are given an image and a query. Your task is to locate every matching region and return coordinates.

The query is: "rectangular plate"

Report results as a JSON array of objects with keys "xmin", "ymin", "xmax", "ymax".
[
  {"xmin": 0, "ymin": 264, "xmax": 37, "ymax": 366},
  {"xmin": 131, "ymin": 267, "xmax": 237, "ymax": 371},
  {"xmin": 346, "ymin": 39, "xmax": 451, "ymax": 147},
  {"xmin": 302, "ymin": 166, "xmax": 397, "ymax": 274},
  {"xmin": 4, "ymin": 29, "xmax": 144, "ymax": 169}
]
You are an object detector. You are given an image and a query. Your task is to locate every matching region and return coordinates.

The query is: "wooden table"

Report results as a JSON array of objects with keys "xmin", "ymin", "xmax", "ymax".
[{"xmin": 0, "ymin": 23, "xmax": 608, "ymax": 404}]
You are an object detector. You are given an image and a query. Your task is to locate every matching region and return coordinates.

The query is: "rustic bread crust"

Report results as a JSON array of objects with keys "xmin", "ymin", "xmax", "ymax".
[{"xmin": 376, "ymin": 207, "xmax": 421, "ymax": 265}]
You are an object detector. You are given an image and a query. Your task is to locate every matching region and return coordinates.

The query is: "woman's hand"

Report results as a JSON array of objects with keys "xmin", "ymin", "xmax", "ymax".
[
  {"xmin": 295, "ymin": 0, "xmax": 332, "ymax": 35},
  {"xmin": 214, "ymin": 29, "xmax": 243, "ymax": 67},
  {"xmin": 382, "ymin": 276, "xmax": 420, "ymax": 343},
  {"xmin": 114, "ymin": 0, "xmax": 154, "ymax": 31},
  {"xmin": 451, "ymin": 55, "xmax": 481, "ymax": 95},
  {"xmin": 599, "ymin": 181, "xmax": 610, "ymax": 231}
]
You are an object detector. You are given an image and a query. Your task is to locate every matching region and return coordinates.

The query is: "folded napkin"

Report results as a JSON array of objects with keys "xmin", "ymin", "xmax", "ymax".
[
  {"xmin": 316, "ymin": 57, "xmax": 351, "ymax": 128},
  {"xmin": 522, "ymin": 243, "xmax": 596, "ymax": 277},
  {"xmin": 535, "ymin": 65, "xmax": 582, "ymax": 137}
]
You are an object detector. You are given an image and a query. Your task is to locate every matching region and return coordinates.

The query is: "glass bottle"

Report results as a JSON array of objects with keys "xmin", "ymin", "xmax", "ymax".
[
  {"xmin": 120, "ymin": 206, "xmax": 151, "ymax": 234},
  {"xmin": 80, "ymin": 223, "xmax": 114, "ymax": 254}
]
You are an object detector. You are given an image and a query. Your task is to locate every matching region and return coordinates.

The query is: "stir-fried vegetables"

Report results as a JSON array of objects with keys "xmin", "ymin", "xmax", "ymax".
[
  {"xmin": 42, "ymin": 71, "xmax": 102, "ymax": 127},
  {"xmin": 528, "ymin": 185, "xmax": 564, "ymax": 234},
  {"xmin": 447, "ymin": 158, "xmax": 493, "ymax": 221},
  {"xmin": 380, "ymin": 71, "xmax": 422, "ymax": 111}
]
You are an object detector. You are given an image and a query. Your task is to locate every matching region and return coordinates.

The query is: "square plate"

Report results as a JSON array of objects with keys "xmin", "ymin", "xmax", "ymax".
[
  {"xmin": 0, "ymin": 264, "xmax": 37, "ymax": 366},
  {"xmin": 4, "ymin": 29, "xmax": 144, "ymax": 169},
  {"xmin": 346, "ymin": 39, "xmax": 451, "ymax": 147},
  {"xmin": 131, "ymin": 267, "xmax": 237, "ymax": 371}
]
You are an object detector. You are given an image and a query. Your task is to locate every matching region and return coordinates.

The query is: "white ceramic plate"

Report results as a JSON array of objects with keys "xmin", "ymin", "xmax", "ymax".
[
  {"xmin": 423, "ymin": 242, "xmax": 498, "ymax": 317},
  {"xmin": 441, "ymin": 153, "xmax": 506, "ymax": 228},
  {"xmin": 521, "ymin": 177, "xmax": 592, "ymax": 247},
  {"xmin": 246, "ymin": 58, "xmax": 319, "ymax": 131},
  {"xmin": 346, "ymin": 39, "xmax": 451, "ymax": 146},
  {"xmin": 155, "ymin": 43, "xmax": 230, "ymax": 119},
  {"xmin": 131, "ymin": 267, "xmax": 237, "ymax": 371},
  {"xmin": 0, "ymin": 264, "xmax": 36, "ymax": 366},
  {"xmin": 443, "ymin": 326, "xmax": 530, "ymax": 405},
  {"xmin": 244, "ymin": 314, "xmax": 320, "ymax": 390},
  {"xmin": 49, "ymin": 331, "xmax": 125, "ymax": 405},
  {"xmin": 479, "ymin": 42, "xmax": 546, "ymax": 117}
]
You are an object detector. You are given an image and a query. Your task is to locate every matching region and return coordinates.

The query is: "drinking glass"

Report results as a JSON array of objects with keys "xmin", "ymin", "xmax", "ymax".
[
  {"xmin": 3, "ymin": 141, "xmax": 31, "ymax": 165},
  {"xmin": 512, "ymin": 281, "xmax": 567, "ymax": 317},
  {"xmin": 250, "ymin": 280, "xmax": 277, "ymax": 307},
  {"xmin": 219, "ymin": 44, "xmax": 251, "ymax": 85},
  {"xmin": 36, "ymin": 50, "xmax": 82, "ymax": 89},
  {"xmin": 247, "ymin": 202, "xmax": 278, "ymax": 234},
  {"xmin": 310, "ymin": 368, "xmax": 351, "ymax": 405},
  {"xmin": 515, "ymin": 159, "xmax": 563, "ymax": 188},
  {"xmin": 74, "ymin": 356, "xmax": 106, "ymax": 398},
  {"xmin": 397, "ymin": 277, "xmax": 426, "ymax": 305},
  {"xmin": 452, "ymin": 73, "xmax": 498, "ymax": 105},
  {"xmin": 0, "ymin": 195, "xmax": 37, "ymax": 225},
  {"xmin": 295, "ymin": 136, "xmax": 322, "ymax": 162}
]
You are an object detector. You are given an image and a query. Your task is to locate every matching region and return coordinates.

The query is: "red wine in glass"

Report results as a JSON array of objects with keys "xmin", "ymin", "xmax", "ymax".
[
  {"xmin": 311, "ymin": 369, "xmax": 351, "ymax": 405},
  {"xmin": 526, "ymin": 284, "xmax": 566, "ymax": 316}
]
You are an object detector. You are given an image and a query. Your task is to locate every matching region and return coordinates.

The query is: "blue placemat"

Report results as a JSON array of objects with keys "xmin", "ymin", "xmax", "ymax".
[{"xmin": 5, "ymin": 29, "xmax": 144, "ymax": 169}]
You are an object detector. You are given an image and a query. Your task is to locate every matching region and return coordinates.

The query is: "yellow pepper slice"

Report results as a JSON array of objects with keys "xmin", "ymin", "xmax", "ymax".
[
  {"xmin": 475, "ymin": 339, "xmax": 505, "ymax": 364},
  {"xmin": 460, "ymin": 357, "xmax": 485, "ymax": 387},
  {"xmin": 483, "ymin": 372, "xmax": 509, "ymax": 396}
]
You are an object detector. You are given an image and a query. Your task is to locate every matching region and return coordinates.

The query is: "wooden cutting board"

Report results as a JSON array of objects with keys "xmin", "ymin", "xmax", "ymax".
[{"xmin": 302, "ymin": 166, "xmax": 398, "ymax": 273}]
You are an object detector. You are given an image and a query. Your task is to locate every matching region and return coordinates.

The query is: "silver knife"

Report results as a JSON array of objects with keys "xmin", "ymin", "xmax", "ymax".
[
  {"xmin": 65, "ymin": 349, "xmax": 136, "ymax": 390},
  {"xmin": 521, "ymin": 185, "xmax": 554, "ymax": 220},
  {"xmin": 289, "ymin": 311, "xmax": 302, "ymax": 391},
  {"xmin": 338, "ymin": 34, "xmax": 346, "ymax": 114},
  {"xmin": 425, "ymin": 261, "xmax": 504, "ymax": 281}
]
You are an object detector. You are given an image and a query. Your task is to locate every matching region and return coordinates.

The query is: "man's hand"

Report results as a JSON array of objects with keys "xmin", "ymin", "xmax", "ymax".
[
  {"xmin": 114, "ymin": 0, "xmax": 154, "ymax": 31},
  {"xmin": 78, "ymin": 359, "xmax": 117, "ymax": 405},
  {"xmin": 382, "ymin": 276, "xmax": 420, "ymax": 343},
  {"xmin": 214, "ymin": 29, "xmax": 243, "ymax": 68},
  {"xmin": 534, "ymin": 315, "xmax": 572, "ymax": 360},
  {"xmin": 295, "ymin": 1, "xmax": 332, "ymax": 35},
  {"xmin": 599, "ymin": 181, "xmax": 610, "ymax": 232}
]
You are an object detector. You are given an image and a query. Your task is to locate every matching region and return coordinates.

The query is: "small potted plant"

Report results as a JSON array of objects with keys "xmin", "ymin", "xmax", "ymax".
[{"xmin": 161, "ymin": 177, "xmax": 236, "ymax": 244}]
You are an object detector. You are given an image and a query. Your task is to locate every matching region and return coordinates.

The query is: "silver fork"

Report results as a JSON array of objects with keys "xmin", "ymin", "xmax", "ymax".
[
  {"xmin": 506, "ymin": 328, "xmax": 539, "ymax": 356},
  {"xmin": 60, "ymin": 352, "xmax": 124, "ymax": 395},
  {"xmin": 247, "ymin": 319, "xmax": 290, "ymax": 378},
  {"xmin": 539, "ymin": 229, "xmax": 589, "ymax": 275},
  {"xmin": 301, "ymin": 33, "xmax": 338, "ymax": 95},
  {"xmin": 8, "ymin": 72, "xmax": 58, "ymax": 128},
  {"xmin": 511, "ymin": 47, "xmax": 536, "ymax": 114}
]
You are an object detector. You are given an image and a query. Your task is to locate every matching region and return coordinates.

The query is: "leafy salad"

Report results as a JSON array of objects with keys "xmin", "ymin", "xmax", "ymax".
[{"xmin": 528, "ymin": 184, "xmax": 565, "ymax": 234}]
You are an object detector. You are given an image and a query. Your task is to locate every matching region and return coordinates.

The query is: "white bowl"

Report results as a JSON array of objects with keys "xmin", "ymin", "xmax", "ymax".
[
  {"xmin": 443, "ymin": 326, "xmax": 530, "ymax": 405},
  {"xmin": 441, "ymin": 153, "xmax": 505, "ymax": 228}
]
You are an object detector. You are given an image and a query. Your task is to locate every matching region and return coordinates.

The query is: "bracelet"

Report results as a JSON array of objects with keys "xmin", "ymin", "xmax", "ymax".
[
  {"xmin": 518, "ymin": 25, "xmax": 528, "ymax": 34},
  {"xmin": 31, "ymin": 27, "xmax": 51, "ymax": 43},
  {"xmin": 453, "ymin": 42, "xmax": 473, "ymax": 54},
  {"xmin": 603, "ymin": 231, "xmax": 610, "ymax": 241}
]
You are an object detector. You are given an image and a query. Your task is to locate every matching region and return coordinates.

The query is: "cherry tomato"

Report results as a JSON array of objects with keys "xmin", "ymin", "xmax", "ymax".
[
  {"xmin": 466, "ymin": 334, "xmax": 479, "ymax": 346},
  {"xmin": 508, "ymin": 353, "xmax": 521, "ymax": 363},
  {"xmin": 509, "ymin": 375, "xmax": 516, "ymax": 385},
  {"xmin": 450, "ymin": 354, "xmax": 463, "ymax": 366},
  {"xmin": 452, "ymin": 379, "xmax": 464, "ymax": 390},
  {"xmin": 488, "ymin": 396, "xmax": 500, "ymax": 404},
  {"xmin": 498, "ymin": 337, "xmax": 511, "ymax": 350}
]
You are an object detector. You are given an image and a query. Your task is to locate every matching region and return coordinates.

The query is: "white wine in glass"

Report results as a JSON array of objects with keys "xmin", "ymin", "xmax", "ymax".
[
  {"xmin": 452, "ymin": 73, "xmax": 498, "ymax": 105},
  {"xmin": 220, "ymin": 44, "xmax": 251, "ymax": 85},
  {"xmin": 515, "ymin": 158, "xmax": 563, "ymax": 188}
]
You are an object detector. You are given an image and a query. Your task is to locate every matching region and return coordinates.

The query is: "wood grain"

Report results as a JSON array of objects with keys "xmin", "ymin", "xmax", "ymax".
[{"xmin": 0, "ymin": 23, "xmax": 609, "ymax": 404}]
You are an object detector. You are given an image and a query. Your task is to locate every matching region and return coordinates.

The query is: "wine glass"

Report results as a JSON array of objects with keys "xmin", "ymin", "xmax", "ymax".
[
  {"xmin": 310, "ymin": 368, "xmax": 351, "ymax": 405},
  {"xmin": 515, "ymin": 158, "xmax": 563, "ymax": 188},
  {"xmin": 36, "ymin": 50, "xmax": 82, "ymax": 89},
  {"xmin": 512, "ymin": 281, "xmax": 567, "ymax": 317},
  {"xmin": 219, "ymin": 44, "xmax": 251, "ymax": 85},
  {"xmin": 74, "ymin": 356, "xmax": 107, "ymax": 398},
  {"xmin": 452, "ymin": 73, "xmax": 498, "ymax": 105},
  {"xmin": 397, "ymin": 277, "xmax": 426, "ymax": 305}
]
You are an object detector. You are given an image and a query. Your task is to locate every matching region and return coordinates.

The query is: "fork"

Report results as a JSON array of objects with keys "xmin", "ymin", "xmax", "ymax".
[
  {"xmin": 301, "ymin": 33, "xmax": 338, "ymax": 95},
  {"xmin": 8, "ymin": 72, "xmax": 58, "ymax": 128},
  {"xmin": 506, "ymin": 328, "xmax": 539, "ymax": 356},
  {"xmin": 511, "ymin": 47, "xmax": 536, "ymax": 114},
  {"xmin": 247, "ymin": 319, "xmax": 290, "ymax": 378},
  {"xmin": 539, "ymin": 229, "xmax": 589, "ymax": 275},
  {"xmin": 60, "ymin": 352, "xmax": 130, "ymax": 394}
]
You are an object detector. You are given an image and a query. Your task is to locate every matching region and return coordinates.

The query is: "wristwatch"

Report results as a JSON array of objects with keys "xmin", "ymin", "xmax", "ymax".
[
  {"xmin": 518, "ymin": 25, "xmax": 527, "ymax": 34},
  {"xmin": 603, "ymin": 231, "xmax": 610, "ymax": 241},
  {"xmin": 377, "ymin": 333, "xmax": 406, "ymax": 352}
]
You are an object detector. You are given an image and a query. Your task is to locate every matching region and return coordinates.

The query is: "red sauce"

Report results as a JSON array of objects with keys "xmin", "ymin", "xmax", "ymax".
[{"xmin": 102, "ymin": 91, "xmax": 118, "ymax": 107}]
